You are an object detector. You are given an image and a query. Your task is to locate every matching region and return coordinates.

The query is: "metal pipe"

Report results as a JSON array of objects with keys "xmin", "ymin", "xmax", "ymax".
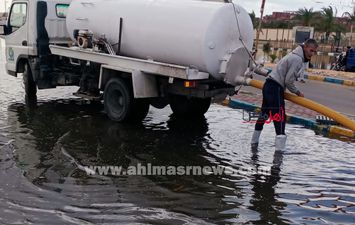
[{"xmin": 117, "ymin": 17, "xmax": 123, "ymax": 55}]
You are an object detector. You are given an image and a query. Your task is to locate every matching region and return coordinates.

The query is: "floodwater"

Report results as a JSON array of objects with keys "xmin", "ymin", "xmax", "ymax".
[{"xmin": 0, "ymin": 40, "xmax": 355, "ymax": 225}]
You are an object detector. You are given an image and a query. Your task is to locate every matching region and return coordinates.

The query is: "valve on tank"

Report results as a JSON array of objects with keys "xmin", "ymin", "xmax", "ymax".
[{"xmin": 76, "ymin": 30, "xmax": 94, "ymax": 49}]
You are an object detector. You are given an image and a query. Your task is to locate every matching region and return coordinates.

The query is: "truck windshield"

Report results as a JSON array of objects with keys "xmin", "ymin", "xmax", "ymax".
[{"xmin": 56, "ymin": 4, "xmax": 69, "ymax": 18}]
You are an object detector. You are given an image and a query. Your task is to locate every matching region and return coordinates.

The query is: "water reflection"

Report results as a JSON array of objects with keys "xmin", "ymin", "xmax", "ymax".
[
  {"xmin": 2, "ymin": 98, "xmax": 355, "ymax": 224},
  {"xmin": 1, "ymin": 39, "xmax": 355, "ymax": 224},
  {"xmin": 6, "ymin": 100, "xmax": 246, "ymax": 224},
  {"xmin": 249, "ymin": 147, "xmax": 288, "ymax": 224}
]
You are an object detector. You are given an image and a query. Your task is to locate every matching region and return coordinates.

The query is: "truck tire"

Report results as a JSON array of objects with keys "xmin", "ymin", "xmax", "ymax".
[
  {"xmin": 23, "ymin": 63, "xmax": 37, "ymax": 105},
  {"xmin": 104, "ymin": 77, "xmax": 149, "ymax": 122},
  {"xmin": 169, "ymin": 94, "xmax": 211, "ymax": 117}
]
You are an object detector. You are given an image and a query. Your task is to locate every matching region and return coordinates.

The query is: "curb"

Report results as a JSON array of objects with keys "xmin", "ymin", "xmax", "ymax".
[
  {"xmin": 304, "ymin": 74, "xmax": 355, "ymax": 87},
  {"xmin": 222, "ymin": 98, "xmax": 355, "ymax": 139}
]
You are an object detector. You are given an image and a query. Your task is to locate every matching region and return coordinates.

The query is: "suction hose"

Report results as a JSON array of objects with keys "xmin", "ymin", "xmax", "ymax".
[{"xmin": 244, "ymin": 78, "xmax": 355, "ymax": 132}]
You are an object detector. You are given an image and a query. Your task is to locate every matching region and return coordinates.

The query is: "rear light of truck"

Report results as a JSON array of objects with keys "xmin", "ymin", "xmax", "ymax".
[{"xmin": 184, "ymin": 81, "xmax": 197, "ymax": 88}]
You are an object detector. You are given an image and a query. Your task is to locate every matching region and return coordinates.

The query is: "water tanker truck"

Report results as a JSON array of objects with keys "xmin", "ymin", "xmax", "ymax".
[{"xmin": 0, "ymin": 0, "xmax": 254, "ymax": 122}]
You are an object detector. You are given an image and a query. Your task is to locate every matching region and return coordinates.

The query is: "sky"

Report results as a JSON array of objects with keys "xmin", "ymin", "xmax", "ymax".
[
  {"xmin": 235, "ymin": 0, "xmax": 355, "ymax": 17},
  {"xmin": 0, "ymin": 0, "xmax": 354, "ymax": 16}
]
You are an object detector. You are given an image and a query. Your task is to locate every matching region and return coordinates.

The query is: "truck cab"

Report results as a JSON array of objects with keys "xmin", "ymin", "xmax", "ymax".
[{"xmin": 1, "ymin": 0, "xmax": 72, "ymax": 76}]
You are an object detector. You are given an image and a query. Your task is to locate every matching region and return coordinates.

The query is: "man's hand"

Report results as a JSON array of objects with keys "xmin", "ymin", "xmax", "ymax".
[
  {"xmin": 299, "ymin": 79, "xmax": 306, "ymax": 83},
  {"xmin": 297, "ymin": 91, "xmax": 305, "ymax": 97}
]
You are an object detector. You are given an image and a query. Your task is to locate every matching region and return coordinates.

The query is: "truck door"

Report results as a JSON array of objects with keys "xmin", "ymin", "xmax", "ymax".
[{"xmin": 4, "ymin": 2, "xmax": 29, "ymax": 75}]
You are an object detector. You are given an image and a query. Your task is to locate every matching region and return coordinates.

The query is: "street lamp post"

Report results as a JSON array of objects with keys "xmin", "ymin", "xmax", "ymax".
[
  {"xmin": 254, "ymin": 0, "xmax": 266, "ymax": 59},
  {"xmin": 350, "ymin": 25, "xmax": 353, "ymax": 46}
]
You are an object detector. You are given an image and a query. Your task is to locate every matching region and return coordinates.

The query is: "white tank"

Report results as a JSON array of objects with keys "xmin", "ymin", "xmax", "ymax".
[{"xmin": 66, "ymin": 0, "xmax": 253, "ymax": 84}]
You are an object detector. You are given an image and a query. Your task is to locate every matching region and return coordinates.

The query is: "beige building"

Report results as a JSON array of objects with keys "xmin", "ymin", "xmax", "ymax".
[
  {"xmin": 255, "ymin": 28, "xmax": 294, "ymax": 42},
  {"xmin": 254, "ymin": 28, "xmax": 355, "ymax": 47}
]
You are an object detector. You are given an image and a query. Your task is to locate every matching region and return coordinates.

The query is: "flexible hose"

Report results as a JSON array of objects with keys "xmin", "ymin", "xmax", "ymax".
[{"xmin": 248, "ymin": 79, "xmax": 355, "ymax": 132}]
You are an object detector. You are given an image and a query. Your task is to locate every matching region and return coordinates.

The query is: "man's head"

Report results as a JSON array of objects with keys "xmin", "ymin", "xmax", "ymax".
[{"xmin": 303, "ymin": 39, "xmax": 318, "ymax": 61}]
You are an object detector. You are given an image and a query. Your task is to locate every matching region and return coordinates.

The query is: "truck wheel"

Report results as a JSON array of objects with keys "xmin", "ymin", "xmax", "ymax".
[
  {"xmin": 23, "ymin": 63, "xmax": 37, "ymax": 105},
  {"xmin": 169, "ymin": 94, "xmax": 211, "ymax": 117},
  {"xmin": 104, "ymin": 78, "xmax": 149, "ymax": 122}
]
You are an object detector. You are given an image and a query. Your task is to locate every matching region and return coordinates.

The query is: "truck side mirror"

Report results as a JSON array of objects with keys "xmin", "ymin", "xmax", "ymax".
[{"xmin": 0, "ymin": 24, "xmax": 8, "ymax": 35}]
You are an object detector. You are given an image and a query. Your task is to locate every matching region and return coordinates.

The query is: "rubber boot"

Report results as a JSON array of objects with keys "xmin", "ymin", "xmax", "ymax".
[
  {"xmin": 275, "ymin": 135, "xmax": 287, "ymax": 151},
  {"xmin": 251, "ymin": 130, "xmax": 262, "ymax": 148}
]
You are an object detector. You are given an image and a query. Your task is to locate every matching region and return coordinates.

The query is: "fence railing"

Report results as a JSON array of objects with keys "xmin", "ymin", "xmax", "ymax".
[{"xmin": 255, "ymin": 40, "xmax": 340, "ymax": 69}]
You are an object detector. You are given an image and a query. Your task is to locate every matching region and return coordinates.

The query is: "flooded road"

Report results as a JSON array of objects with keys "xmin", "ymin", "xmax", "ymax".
[{"xmin": 0, "ymin": 41, "xmax": 355, "ymax": 224}]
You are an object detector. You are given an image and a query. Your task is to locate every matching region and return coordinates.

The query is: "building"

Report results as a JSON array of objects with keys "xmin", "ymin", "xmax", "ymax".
[
  {"xmin": 0, "ymin": 12, "xmax": 8, "ymax": 24},
  {"xmin": 0, "ymin": 0, "xmax": 11, "ymax": 12},
  {"xmin": 263, "ymin": 11, "xmax": 296, "ymax": 23}
]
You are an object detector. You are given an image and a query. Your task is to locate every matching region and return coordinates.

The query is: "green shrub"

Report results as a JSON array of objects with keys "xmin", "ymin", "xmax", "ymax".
[{"xmin": 269, "ymin": 54, "xmax": 277, "ymax": 63}]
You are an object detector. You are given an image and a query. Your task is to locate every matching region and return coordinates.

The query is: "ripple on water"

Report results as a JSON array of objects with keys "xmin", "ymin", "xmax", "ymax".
[
  {"xmin": 1, "ymin": 142, "xmax": 214, "ymax": 225},
  {"xmin": 1, "ymin": 45, "xmax": 355, "ymax": 225},
  {"xmin": 5, "ymin": 103, "xmax": 355, "ymax": 224}
]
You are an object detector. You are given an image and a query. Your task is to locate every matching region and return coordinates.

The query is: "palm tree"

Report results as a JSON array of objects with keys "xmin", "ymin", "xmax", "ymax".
[
  {"xmin": 263, "ymin": 42, "xmax": 271, "ymax": 60},
  {"xmin": 249, "ymin": 11, "xmax": 258, "ymax": 29},
  {"xmin": 294, "ymin": 7, "xmax": 317, "ymax": 26},
  {"xmin": 320, "ymin": 6, "xmax": 337, "ymax": 42},
  {"xmin": 343, "ymin": 13, "xmax": 355, "ymax": 23},
  {"xmin": 342, "ymin": 7, "xmax": 355, "ymax": 24},
  {"xmin": 342, "ymin": 10, "xmax": 355, "ymax": 45}
]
